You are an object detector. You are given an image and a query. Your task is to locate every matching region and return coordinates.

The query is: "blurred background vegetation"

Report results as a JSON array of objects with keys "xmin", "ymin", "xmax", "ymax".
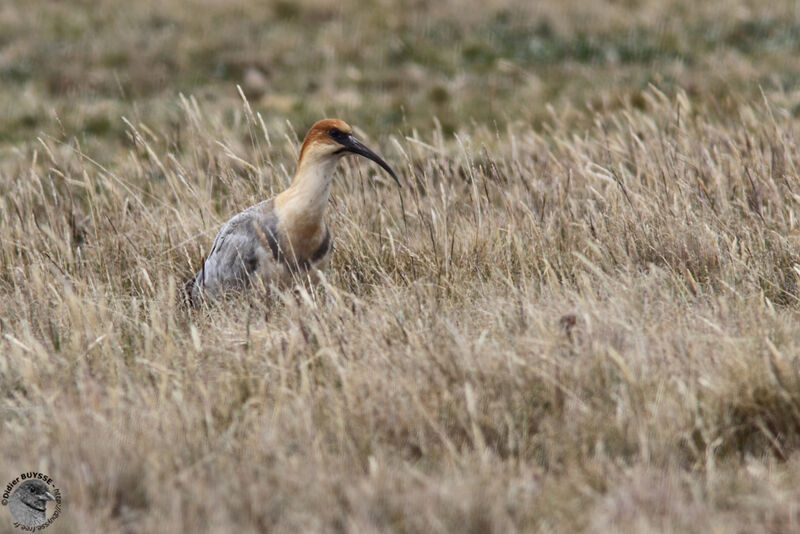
[{"xmin": 1, "ymin": 0, "xmax": 799, "ymax": 154}]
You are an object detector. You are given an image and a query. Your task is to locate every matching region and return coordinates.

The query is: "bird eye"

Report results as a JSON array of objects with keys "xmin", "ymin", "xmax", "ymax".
[
  {"xmin": 327, "ymin": 128, "xmax": 347, "ymax": 143},
  {"xmin": 29, "ymin": 487, "xmax": 35, "ymax": 493}
]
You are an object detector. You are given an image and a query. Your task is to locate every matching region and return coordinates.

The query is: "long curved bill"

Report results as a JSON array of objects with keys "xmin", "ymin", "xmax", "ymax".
[{"xmin": 340, "ymin": 135, "xmax": 401, "ymax": 188}]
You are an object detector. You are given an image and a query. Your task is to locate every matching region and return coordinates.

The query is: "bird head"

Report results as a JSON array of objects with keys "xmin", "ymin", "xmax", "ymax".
[
  {"xmin": 10, "ymin": 479, "xmax": 55, "ymax": 516},
  {"xmin": 298, "ymin": 119, "xmax": 400, "ymax": 187}
]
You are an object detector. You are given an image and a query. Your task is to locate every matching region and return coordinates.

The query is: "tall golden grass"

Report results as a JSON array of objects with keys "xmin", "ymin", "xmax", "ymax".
[{"xmin": 2, "ymin": 86, "xmax": 800, "ymax": 532}]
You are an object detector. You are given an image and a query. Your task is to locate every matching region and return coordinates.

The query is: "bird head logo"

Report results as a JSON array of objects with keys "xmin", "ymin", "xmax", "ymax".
[{"xmin": 2, "ymin": 474, "xmax": 61, "ymax": 529}]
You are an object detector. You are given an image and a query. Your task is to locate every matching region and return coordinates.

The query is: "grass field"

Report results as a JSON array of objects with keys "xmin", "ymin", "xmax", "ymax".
[{"xmin": 2, "ymin": 0, "xmax": 800, "ymax": 532}]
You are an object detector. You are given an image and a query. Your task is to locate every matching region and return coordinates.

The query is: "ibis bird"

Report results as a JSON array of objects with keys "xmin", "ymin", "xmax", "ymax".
[{"xmin": 184, "ymin": 118, "xmax": 400, "ymax": 305}]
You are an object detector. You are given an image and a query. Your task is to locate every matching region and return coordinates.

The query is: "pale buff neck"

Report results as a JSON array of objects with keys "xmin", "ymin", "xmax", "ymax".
[{"xmin": 274, "ymin": 153, "xmax": 339, "ymax": 250}]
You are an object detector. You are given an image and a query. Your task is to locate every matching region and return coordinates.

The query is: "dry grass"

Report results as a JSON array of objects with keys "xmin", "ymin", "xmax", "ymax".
[{"xmin": 2, "ymin": 1, "xmax": 800, "ymax": 533}]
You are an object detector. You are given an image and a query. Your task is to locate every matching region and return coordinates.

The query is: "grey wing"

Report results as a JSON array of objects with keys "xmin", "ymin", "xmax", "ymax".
[{"xmin": 186, "ymin": 201, "xmax": 281, "ymax": 304}]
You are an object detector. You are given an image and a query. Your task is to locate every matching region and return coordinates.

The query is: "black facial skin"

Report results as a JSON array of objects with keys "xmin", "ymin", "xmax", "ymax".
[
  {"xmin": 327, "ymin": 128, "xmax": 349, "ymax": 144},
  {"xmin": 327, "ymin": 128, "xmax": 401, "ymax": 188}
]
